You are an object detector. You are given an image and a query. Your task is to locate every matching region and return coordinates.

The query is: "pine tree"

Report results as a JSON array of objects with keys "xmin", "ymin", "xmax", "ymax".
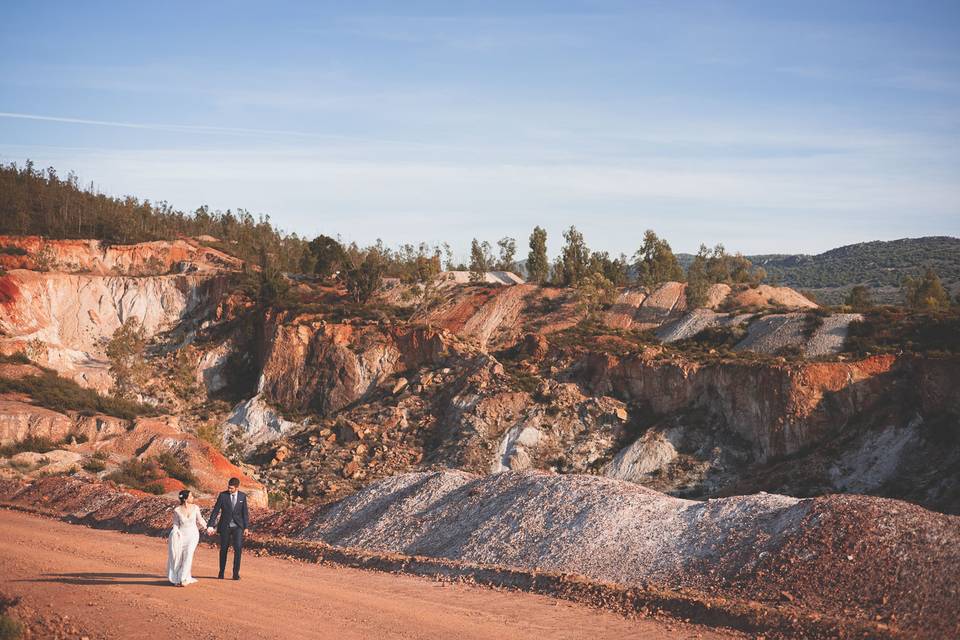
[
  {"xmin": 633, "ymin": 230, "xmax": 684, "ymax": 288},
  {"xmin": 468, "ymin": 239, "xmax": 491, "ymax": 283},
  {"xmin": 106, "ymin": 318, "xmax": 147, "ymax": 399},
  {"xmin": 495, "ymin": 237, "xmax": 516, "ymax": 272},
  {"xmin": 558, "ymin": 225, "xmax": 590, "ymax": 287},
  {"xmin": 526, "ymin": 226, "xmax": 549, "ymax": 284},
  {"xmin": 685, "ymin": 244, "xmax": 711, "ymax": 309},
  {"xmin": 301, "ymin": 235, "xmax": 345, "ymax": 278},
  {"xmin": 576, "ymin": 272, "xmax": 616, "ymax": 317},
  {"xmin": 343, "ymin": 248, "xmax": 385, "ymax": 303}
]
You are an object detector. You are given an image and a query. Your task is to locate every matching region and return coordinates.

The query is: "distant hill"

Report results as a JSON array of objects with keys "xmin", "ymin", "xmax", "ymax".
[
  {"xmin": 679, "ymin": 237, "xmax": 960, "ymax": 304},
  {"xmin": 749, "ymin": 237, "xmax": 960, "ymax": 288}
]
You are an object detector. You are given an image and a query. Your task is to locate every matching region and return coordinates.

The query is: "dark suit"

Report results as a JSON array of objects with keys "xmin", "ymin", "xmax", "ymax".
[{"xmin": 207, "ymin": 490, "xmax": 249, "ymax": 578}]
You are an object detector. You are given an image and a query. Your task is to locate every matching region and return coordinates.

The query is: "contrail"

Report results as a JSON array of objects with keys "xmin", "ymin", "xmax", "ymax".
[
  {"xmin": 0, "ymin": 110, "xmax": 473, "ymax": 152},
  {"xmin": 0, "ymin": 110, "xmax": 352, "ymax": 139}
]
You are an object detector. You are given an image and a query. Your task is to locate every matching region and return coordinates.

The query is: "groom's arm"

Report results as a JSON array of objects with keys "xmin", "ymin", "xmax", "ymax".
[
  {"xmin": 241, "ymin": 495, "xmax": 250, "ymax": 530},
  {"xmin": 207, "ymin": 495, "xmax": 222, "ymax": 529}
]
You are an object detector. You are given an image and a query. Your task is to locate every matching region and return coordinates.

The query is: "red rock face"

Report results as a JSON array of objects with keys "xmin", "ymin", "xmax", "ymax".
[
  {"xmin": 584, "ymin": 353, "xmax": 899, "ymax": 461},
  {"xmin": 0, "ymin": 267, "xmax": 233, "ymax": 391},
  {"xmin": 0, "ymin": 274, "xmax": 19, "ymax": 305},
  {"xmin": 258, "ymin": 316, "xmax": 461, "ymax": 414}
]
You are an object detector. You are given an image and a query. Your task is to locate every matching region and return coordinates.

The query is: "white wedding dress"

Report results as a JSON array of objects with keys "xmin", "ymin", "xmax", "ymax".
[{"xmin": 167, "ymin": 504, "xmax": 207, "ymax": 585}]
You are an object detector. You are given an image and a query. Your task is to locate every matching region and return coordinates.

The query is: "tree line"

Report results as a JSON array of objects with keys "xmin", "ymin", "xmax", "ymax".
[
  {"xmin": 2, "ymin": 160, "xmax": 951, "ymax": 310},
  {"xmin": 462, "ymin": 225, "xmax": 767, "ymax": 311}
]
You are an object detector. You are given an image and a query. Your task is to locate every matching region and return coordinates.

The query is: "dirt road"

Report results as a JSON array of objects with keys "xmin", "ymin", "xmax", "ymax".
[{"xmin": 0, "ymin": 509, "xmax": 738, "ymax": 640}]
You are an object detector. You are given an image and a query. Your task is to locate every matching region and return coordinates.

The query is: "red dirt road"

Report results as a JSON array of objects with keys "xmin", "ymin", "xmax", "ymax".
[{"xmin": 0, "ymin": 509, "xmax": 739, "ymax": 640}]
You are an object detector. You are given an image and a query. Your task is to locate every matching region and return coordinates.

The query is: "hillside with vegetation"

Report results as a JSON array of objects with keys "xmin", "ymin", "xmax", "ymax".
[{"xmin": 745, "ymin": 237, "xmax": 960, "ymax": 304}]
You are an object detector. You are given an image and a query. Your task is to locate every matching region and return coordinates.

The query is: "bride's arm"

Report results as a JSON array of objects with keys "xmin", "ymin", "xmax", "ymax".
[{"xmin": 194, "ymin": 505, "xmax": 208, "ymax": 529}]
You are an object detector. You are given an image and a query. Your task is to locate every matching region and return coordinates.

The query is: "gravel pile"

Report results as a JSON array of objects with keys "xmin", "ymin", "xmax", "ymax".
[
  {"xmin": 3, "ymin": 472, "xmax": 958, "ymax": 637},
  {"xmin": 656, "ymin": 309, "xmax": 749, "ymax": 343},
  {"xmin": 291, "ymin": 470, "xmax": 960, "ymax": 638},
  {"xmin": 733, "ymin": 313, "xmax": 807, "ymax": 354},
  {"xmin": 299, "ymin": 471, "xmax": 803, "ymax": 584},
  {"xmin": 803, "ymin": 313, "xmax": 861, "ymax": 357},
  {"xmin": 733, "ymin": 313, "xmax": 860, "ymax": 356}
]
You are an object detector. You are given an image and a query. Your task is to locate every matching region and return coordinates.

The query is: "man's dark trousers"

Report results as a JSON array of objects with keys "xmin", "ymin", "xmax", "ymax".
[{"xmin": 219, "ymin": 526, "xmax": 243, "ymax": 578}]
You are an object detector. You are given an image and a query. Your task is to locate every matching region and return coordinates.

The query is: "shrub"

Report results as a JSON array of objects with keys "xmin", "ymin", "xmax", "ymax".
[
  {"xmin": 774, "ymin": 344, "xmax": 804, "ymax": 358},
  {"xmin": 196, "ymin": 421, "xmax": 225, "ymax": 449},
  {"xmin": 0, "ymin": 352, "xmax": 30, "ymax": 365},
  {"xmin": 81, "ymin": 456, "xmax": 107, "ymax": 473},
  {"xmin": 268, "ymin": 491, "xmax": 289, "ymax": 510},
  {"xmin": 37, "ymin": 465, "xmax": 79, "ymax": 478},
  {"xmin": 0, "ymin": 369, "xmax": 153, "ymax": 420},
  {"xmin": 801, "ymin": 312, "xmax": 825, "ymax": 339},
  {"xmin": 0, "ymin": 245, "xmax": 27, "ymax": 256},
  {"xmin": 155, "ymin": 452, "xmax": 197, "ymax": 486},
  {"xmin": 0, "ymin": 614, "xmax": 22, "ymax": 640},
  {"xmin": 843, "ymin": 307, "xmax": 960, "ymax": 355},
  {"xmin": 0, "ymin": 435, "xmax": 57, "ymax": 458},
  {"xmin": 8, "ymin": 458, "xmax": 37, "ymax": 473},
  {"xmin": 673, "ymin": 325, "xmax": 746, "ymax": 352},
  {"xmin": 105, "ymin": 458, "xmax": 165, "ymax": 494}
]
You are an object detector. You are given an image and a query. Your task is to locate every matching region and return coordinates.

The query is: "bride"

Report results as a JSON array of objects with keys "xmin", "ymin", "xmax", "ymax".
[{"xmin": 167, "ymin": 489, "xmax": 208, "ymax": 586}]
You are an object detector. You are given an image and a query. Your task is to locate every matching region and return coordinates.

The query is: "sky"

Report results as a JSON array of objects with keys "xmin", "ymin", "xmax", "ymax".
[{"xmin": 1, "ymin": 0, "xmax": 958, "ymax": 258}]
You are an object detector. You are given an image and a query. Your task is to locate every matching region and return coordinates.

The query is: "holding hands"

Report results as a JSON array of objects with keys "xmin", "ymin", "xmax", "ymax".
[{"xmin": 206, "ymin": 527, "xmax": 215, "ymax": 536}]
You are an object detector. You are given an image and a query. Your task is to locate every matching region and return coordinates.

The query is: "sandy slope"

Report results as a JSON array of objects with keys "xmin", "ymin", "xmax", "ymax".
[{"xmin": 0, "ymin": 509, "xmax": 736, "ymax": 640}]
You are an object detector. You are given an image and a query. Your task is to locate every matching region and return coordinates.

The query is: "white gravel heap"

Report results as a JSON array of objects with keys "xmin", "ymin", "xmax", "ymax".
[
  {"xmin": 734, "ymin": 312, "xmax": 862, "ymax": 357},
  {"xmin": 656, "ymin": 309, "xmax": 750, "ymax": 343},
  {"xmin": 298, "ymin": 470, "xmax": 806, "ymax": 586}
]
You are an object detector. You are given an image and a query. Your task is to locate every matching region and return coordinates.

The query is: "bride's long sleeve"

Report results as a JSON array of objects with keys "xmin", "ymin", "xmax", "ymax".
[{"xmin": 194, "ymin": 505, "xmax": 207, "ymax": 529}]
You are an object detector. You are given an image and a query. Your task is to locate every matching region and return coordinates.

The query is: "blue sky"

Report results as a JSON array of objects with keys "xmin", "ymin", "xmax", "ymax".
[{"xmin": 1, "ymin": 1, "xmax": 958, "ymax": 257}]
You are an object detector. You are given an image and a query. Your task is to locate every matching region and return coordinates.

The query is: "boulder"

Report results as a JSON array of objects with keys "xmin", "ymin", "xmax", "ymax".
[{"xmin": 225, "ymin": 395, "xmax": 297, "ymax": 452}]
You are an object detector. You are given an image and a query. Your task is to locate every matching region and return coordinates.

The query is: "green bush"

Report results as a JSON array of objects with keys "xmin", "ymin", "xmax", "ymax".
[
  {"xmin": 105, "ymin": 458, "xmax": 165, "ymax": 494},
  {"xmin": 0, "ymin": 245, "xmax": 27, "ymax": 256},
  {"xmin": 81, "ymin": 456, "xmax": 107, "ymax": 473},
  {"xmin": 844, "ymin": 307, "xmax": 960, "ymax": 355},
  {"xmin": 268, "ymin": 491, "xmax": 290, "ymax": 510},
  {"xmin": 774, "ymin": 344, "xmax": 804, "ymax": 359},
  {"xmin": 673, "ymin": 325, "xmax": 746, "ymax": 352},
  {"xmin": 0, "ymin": 369, "xmax": 153, "ymax": 420},
  {"xmin": 0, "ymin": 614, "xmax": 23, "ymax": 640},
  {"xmin": 0, "ymin": 352, "xmax": 30, "ymax": 365},
  {"xmin": 8, "ymin": 458, "xmax": 38, "ymax": 472},
  {"xmin": 0, "ymin": 435, "xmax": 58, "ymax": 458},
  {"xmin": 801, "ymin": 312, "xmax": 825, "ymax": 339},
  {"xmin": 195, "ymin": 421, "xmax": 225, "ymax": 449},
  {"xmin": 156, "ymin": 452, "xmax": 197, "ymax": 486}
]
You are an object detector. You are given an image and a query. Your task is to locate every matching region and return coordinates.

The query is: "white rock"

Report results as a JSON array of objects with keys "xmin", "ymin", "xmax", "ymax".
[{"xmin": 225, "ymin": 395, "xmax": 298, "ymax": 451}]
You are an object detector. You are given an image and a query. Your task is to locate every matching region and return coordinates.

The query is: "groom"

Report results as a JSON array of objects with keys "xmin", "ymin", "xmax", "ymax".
[{"xmin": 206, "ymin": 477, "xmax": 249, "ymax": 580}]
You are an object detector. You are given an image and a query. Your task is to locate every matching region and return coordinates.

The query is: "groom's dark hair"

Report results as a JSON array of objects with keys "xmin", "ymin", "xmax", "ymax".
[{"xmin": 228, "ymin": 477, "xmax": 240, "ymax": 487}]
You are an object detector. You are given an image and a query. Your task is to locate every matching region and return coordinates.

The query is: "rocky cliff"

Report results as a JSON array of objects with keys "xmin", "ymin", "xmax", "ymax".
[
  {"xmin": 0, "ymin": 235, "xmax": 243, "ymax": 275},
  {"xmin": 0, "ymin": 269, "xmax": 230, "ymax": 389},
  {"xmin": 1, "ymin": 236, "xmax": 957, "ymax": 516}
]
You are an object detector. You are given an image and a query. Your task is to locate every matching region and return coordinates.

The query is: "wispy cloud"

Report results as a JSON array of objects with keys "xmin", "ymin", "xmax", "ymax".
[
  {"xmin": 0, "ymin": 111, "xmax": 356, "ymax": 140},
  {"xmin": 0, "ymin": 111, "xmax": 475, "ymax": 153},
  {"xmin": 333, "ymin": 13, "xmax": 602, "ymax": 51}
]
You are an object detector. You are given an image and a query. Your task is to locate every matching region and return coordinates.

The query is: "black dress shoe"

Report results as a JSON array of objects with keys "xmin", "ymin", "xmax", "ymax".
[{"xmin": 232, "ymin": 575, "xmax": 240, "ymax": 580}]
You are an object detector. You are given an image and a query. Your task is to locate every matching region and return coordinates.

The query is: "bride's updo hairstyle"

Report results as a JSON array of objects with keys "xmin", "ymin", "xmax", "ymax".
[{"xmin": 178, "ymin": 489, "xmax": 191, "ymax": 504}]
